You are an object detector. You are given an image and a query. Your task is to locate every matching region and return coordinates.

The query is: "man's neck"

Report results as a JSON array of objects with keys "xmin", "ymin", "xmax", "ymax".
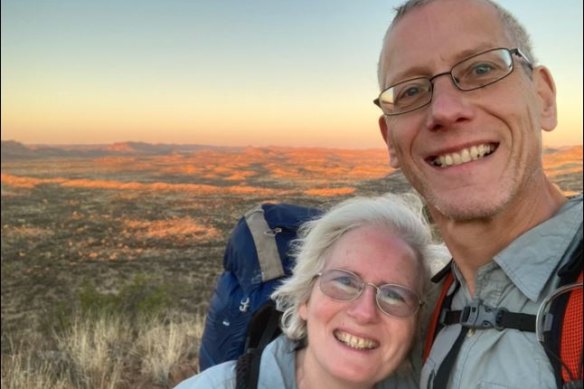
[{"xmin": 430, "ymin": 180, "xmax": 567, "ymax": 296}]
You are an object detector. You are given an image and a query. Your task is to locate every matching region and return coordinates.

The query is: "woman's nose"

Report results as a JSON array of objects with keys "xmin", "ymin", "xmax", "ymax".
[{"xmin": 346, "ymin": 285, "xmax": 380, "ymax": 323}]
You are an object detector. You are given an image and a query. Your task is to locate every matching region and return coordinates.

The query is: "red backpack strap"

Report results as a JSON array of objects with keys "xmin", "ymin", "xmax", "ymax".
[
  {"xmin": 423, "ymin": 271, "xmax": 454, "ymax": 361},
  {"xmin": 541, "ymin": 236, "xmax": 583, "ymax": 387},
  {"xmin": 559, "ymin": 270, "xmax": 583, "ymax": 383}
]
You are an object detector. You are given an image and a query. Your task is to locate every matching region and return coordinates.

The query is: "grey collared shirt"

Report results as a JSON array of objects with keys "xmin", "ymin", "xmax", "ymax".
[{"xmin": 421, "ymin": 195, "xmax": 583, "ymax": 389}]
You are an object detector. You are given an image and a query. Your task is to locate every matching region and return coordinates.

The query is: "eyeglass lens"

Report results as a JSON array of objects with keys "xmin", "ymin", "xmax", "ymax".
[
  {"xmin": 318, "ymin": 269, "xmax": 419, "ymax": 317},
  {"xmin": 378, "ymin": 48, "xmax": 515, "ymax": 115}
]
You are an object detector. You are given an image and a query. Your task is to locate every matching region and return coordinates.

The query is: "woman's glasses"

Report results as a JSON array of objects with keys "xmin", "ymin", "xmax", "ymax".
[{"xmin": 316, "ymin": 268, "xmax": 422, "ymax": 318}]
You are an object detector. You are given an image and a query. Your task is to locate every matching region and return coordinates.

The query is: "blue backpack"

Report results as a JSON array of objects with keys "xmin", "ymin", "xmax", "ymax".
[{"xmin": 198, "ymin": 203, "xmax": 322, "ymax": 371}]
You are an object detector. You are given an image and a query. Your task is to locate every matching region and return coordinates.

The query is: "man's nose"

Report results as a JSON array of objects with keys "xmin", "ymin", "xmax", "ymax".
[{"xmin": 426, "ymin": 76, "xmax": 473, "ymax": 130}]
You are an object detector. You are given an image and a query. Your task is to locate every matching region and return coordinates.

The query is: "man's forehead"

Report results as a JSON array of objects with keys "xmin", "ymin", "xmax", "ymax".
[
  {"xmin": 387, "ymin": 0, "xmax": 502, "ymax": 47},
  {"xmin": 381, "ymin": 0, "xmax": 508, "ymax": 81}
]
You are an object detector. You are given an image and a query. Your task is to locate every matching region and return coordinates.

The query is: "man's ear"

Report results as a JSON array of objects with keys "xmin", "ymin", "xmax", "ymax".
[
  {"xmin": 533, "ymin": 66, "xmax": 557, "ymax": 132},
  {"xmin": 378, "ymin": 115, "xmax": 401, "ymax": 168}
]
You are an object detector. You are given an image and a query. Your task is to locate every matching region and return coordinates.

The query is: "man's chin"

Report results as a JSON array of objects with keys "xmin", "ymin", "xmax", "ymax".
[{"xmin": 427, "ymin": 194, "xmax": 507, "ymax": 222}]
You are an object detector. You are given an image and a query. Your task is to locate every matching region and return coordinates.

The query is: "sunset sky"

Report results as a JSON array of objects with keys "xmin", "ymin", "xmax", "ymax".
[{"xmin": 1, "ymin": 0, "xmax": 582, "ymax": 148}]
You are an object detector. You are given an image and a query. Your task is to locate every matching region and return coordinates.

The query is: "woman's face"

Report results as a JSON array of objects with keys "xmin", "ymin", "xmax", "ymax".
[{"xmin": 298, "ymin": 225, "xmax": 421, "ymax": 387}]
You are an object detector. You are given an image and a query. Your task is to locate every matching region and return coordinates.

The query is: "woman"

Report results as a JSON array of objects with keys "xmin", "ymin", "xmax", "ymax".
[{"xmin": 175, "ymin": 193, "xmax": 447, "ymax": 389}]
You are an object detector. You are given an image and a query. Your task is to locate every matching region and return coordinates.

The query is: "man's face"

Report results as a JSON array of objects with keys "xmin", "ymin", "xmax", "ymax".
[{"xmin": 378, "ymin": 0, "xmax": 557, "ymax": 221}]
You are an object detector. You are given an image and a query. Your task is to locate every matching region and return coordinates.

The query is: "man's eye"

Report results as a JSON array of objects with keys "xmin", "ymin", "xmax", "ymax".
[
  {"xmin": 395, "ymin": 84, "xmax": 425, "ymax": 104},
  {"xmin": 472, "ymin": 63, "xmax": 495, "ymax": 76},
  {"xmin": 399, "ymin": 85, "xmax": 421, "ymax": 98},
  {"xmin": 404, "ymin": 86, "xmax": 421, "ymax": 96}
]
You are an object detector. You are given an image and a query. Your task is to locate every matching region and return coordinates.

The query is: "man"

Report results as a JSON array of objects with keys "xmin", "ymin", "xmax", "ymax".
[{"xmin": 375, "ymin": 0, "xmax": 582, "ymax": 388}]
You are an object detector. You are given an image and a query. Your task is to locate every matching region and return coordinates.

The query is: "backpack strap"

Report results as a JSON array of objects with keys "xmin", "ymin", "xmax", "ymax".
[
  {"xmin": 558, "ymin": 272, "xmax": 583, "ymax": 388},
  {"xmin": 235, "ymin": 350, "xmax": 261, "ymax": 389},
  {"xmin": 423, "ymin": 262, "xmax": 454, "ymax": 361},
  {"xmin": 235, "ymin": 301, "xmax": 282, "ymax": 389},
  {"xmin": 538, "ymin": 237, "xmax": 583, "ymax": 388},
  {"xmin": 441, "ymin": 301, "xmax": 536, "ymax": 331},
  {"xmin": 245, "ymin": 205, "xmax": 285, "ymax": 282},
  {"xmin": 424, "ymin": 265, "xmax": 466, "ymax": 389}
]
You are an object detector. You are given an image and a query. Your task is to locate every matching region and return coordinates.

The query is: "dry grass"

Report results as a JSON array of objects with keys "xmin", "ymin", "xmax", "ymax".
[
  {"xmin": 1, "ymin": 349, "xmax": 69, "ymax": 389},
  {"xmin": 136, "ymin": 318, "xmax": 204, "ymax": 386},
  {"xmin": 1, "ymin": 312, "xmax": 204, "ymax": 389},
  {"xmin": 122, "ymin": 217, "xmax": 221, "ymax": 242},
  {"xmin": 57, "ymin": 316, "xmax": 128, "ymax": 388}
]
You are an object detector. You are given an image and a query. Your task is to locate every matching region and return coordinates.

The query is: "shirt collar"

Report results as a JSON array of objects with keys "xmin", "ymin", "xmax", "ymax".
[{"xmin": 493, "ymin": 195, "xmax": 583, "ymax": 302}]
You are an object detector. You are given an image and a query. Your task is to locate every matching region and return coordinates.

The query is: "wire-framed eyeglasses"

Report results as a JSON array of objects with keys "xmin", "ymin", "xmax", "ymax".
[
  {"xmin": 374, "ymin": 47, "xmax": 533, "ymax": 116},
  {"xmin": 316, "ymin": 268, "xmax": 422, "ymax": 318}
]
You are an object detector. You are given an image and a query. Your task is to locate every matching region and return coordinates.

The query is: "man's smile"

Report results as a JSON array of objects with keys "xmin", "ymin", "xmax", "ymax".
[{"xmin": 428, "ymin": 143, "xmax": 498, "ymax": 168}]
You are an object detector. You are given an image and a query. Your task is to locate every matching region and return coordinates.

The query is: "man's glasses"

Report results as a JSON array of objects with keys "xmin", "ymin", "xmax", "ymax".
[
  {"xmin": 374, "ymin": 47, "xmax": 533, "ymax": 116},
  {"xmin": 316, "ymin": 269, "xmax": 422, "ymax": 318}
]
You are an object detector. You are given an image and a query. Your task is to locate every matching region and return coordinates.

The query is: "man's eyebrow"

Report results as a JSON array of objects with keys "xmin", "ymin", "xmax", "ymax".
[
  {"xmin": 386, "ymin": 43, "xmax": 500, "ymax": 87},
  {"xmin": 385, "ymin": 65, "xmax": 431, "ymax": 87},
  {"xmin": 454, "ymin": 44, "xmax": 496, "ymax": 61}
]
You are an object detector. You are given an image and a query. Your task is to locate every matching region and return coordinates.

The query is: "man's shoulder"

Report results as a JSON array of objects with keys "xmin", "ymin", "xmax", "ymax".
[
  {"xmin": 553, "ymin": 193, "xmax": 583, "ymax": 235},
  {"xmin": 540, "ymin": 192, "xmax": 582, "ymax": 232},
  {"xmin": 566, "ymin": 193, "xmax": 583, "ymax": 205}
]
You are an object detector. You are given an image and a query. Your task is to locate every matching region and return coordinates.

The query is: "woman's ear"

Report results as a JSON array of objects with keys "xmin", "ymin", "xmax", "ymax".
[
  {"xmin": 299, "ymin": 301, "xmax": 308, "ymax": 321},
  {"xmin": 533, "ymin": 66, "xmax": 557, "ymax": 132},
  {"xmin": 378, "ymin": 115, "xmax": 401, "ymax": 168}
]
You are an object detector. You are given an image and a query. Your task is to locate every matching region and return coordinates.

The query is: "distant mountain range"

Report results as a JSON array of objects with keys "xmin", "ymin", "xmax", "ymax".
[
  {"xmin": 0, "ymin": 141, "xmax": 240, "ymax": 161},
  {"xmin": 1, "ymin": 140, "xmax": 582, "ymax": 161}
]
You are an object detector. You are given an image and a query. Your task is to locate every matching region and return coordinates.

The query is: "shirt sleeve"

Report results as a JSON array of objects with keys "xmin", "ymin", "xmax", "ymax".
[{"xmin": 173, "ymin": 361, "xmax": 237, "ymax": 389}]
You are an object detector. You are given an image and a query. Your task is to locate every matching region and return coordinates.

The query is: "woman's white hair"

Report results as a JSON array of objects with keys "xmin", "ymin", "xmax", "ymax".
[{"xmin": 271, "ymin": 192, "xmax": 448, "ymax": 341}]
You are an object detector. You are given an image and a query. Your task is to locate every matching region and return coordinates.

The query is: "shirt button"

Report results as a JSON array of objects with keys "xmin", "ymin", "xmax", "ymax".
[{"xmin": 467, "ymin": 328, "xmax": 476, "ymax": 337}]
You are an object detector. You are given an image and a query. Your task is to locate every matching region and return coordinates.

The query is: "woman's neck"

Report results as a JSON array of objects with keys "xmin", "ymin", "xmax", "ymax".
[{"xmin": 295, "ymin": 347, "xmax": 374, "ymax": 389}]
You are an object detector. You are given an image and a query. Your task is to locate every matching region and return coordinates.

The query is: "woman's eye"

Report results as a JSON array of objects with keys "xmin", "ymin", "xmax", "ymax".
[
  {"xmin": 331, "ymin": 275, "xmax": 360, "ymax": 292},
  {"xmin": 333, "ymin": 275, "xmax": 356, "ymax": 286},
  {"xmin": 379, "ymin": 288, "xmax": 406, "ymax": 305}
]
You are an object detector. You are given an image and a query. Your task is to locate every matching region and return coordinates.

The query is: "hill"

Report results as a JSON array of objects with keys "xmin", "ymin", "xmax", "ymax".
[{"xmin": 1, "ymin": 140, "xmax": 237, "ymax": 160}]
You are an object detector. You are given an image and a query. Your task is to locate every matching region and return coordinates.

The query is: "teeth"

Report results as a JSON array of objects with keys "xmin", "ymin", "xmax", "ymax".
[
  {"xmin": 470, "ymin": 146, "xmax": 479, "ymax": 159},
  {"xmin": 434, "ymin": 144, "xmax": 494, "ymax": 168},
  {"xmin": 334, "ymin": 331, "xmax": 378, "ymax": 350},
  {"xmin": 461, "ymin": 149, "xmax": 470, "ymax": 163}
]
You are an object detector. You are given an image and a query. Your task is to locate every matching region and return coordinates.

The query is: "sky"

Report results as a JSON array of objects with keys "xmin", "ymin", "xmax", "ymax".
[{"xmin": 1, "ymin": 0, "xmax": 582, "ymax": 148}]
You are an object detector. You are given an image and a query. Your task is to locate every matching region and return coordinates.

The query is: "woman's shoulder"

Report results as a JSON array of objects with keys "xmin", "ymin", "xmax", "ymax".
[
  {"xmin": 173, "ymin": 360, "xmax": 237, "ymax": 389},
  {"xmin": 174, "ymin": 335, "xmax": 295, "ymax": 389},
  {"xmin": 257, "ymin": 335, "xmax": 298, "ymax": 388}
]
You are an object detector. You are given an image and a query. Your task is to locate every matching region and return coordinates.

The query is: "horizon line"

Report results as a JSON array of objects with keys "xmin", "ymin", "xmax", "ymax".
[{"xmin": 2, "ymin": 139, "xmax": 583, "ymax": 150}]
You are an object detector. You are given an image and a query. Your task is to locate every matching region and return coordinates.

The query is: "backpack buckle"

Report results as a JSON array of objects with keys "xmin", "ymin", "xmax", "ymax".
[{"xmin": 460, "ymin": 300, "xmax": 507, "ymax": 331}]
